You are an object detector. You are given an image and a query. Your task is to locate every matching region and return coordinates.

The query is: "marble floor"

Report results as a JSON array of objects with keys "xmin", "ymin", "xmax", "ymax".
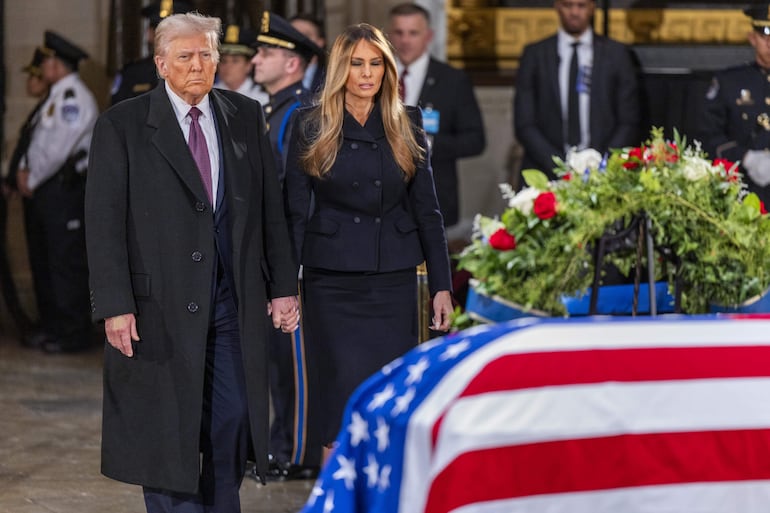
[{"xmin": 0, "ymin": 331, "xmax": 315, "ymax": 513}]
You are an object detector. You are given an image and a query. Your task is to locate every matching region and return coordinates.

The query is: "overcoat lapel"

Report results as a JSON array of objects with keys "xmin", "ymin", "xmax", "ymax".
[
  {"xmin": 210, "ymin": 89, "xmax": 250, "ymax": 254},
  {"xmin": 147, "ymin": 85, "xmax": 210, "ymax": 204}
]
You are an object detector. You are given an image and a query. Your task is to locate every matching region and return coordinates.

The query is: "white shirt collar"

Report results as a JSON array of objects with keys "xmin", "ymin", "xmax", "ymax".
[
  {"xmin": 557, "ymin": 28, "xmax": 593, "ymax": 51},
  {"xmin": 164, "ymin": 81, "xmax": 212, "ymax": 124},
  {"xmin": 398, "ymin": 52, "xmax": 430, "ymax": 106}
]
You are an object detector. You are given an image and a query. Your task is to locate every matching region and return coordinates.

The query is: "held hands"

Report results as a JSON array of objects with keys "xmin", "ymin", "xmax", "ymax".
[
  {"xmin": 105, "ymin": 313, "xmax": 140, "ymax": 357},
  {"xmin": 268, "ymin": 296, "xmax": 300, "ymax": 333},
  {"xmin": 431, "ymin": 291, "xmax": 453, "ymax": 332}
]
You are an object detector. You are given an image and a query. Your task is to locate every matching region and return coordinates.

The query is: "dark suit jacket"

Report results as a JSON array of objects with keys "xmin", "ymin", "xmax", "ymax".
[
  {"xmin": 284, "ymin": 104, "xmax": 452, "ymax": 296},
  {"xmin": 417, "ymin": 58, "xmax": 485, "ymax": 227},
  {"xmin": 514, "ymin": 33, "xmax": 640, "ymax": 180},
  {"xmin": 86, "ymin": 84, "xmax": 297, "ymax": 492}
]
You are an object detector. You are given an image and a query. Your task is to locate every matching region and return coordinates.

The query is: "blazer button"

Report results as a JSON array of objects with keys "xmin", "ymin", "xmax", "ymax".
[
  {"xmin": 350, "ymin": 143, "xmax": 359, "ymax": 150},
  {"xmin": 191, "ymin": 251, "xmax": 203, "ymax": 262},
  {"xmin": 352, "ymin": 181, "xmax": 359, "ymax": 189},
  {"xmin": 353, "ymin": 216, "xmax": 361, "ymax": 224},
  {"xmin": 187, "ymin": 302, "xmax": 199, "ymax": 313},
  {"xmin": 375, "ymin": 217, "xmax": 381, "ymax": 224},
  {"xmin": 371, "ymin": 143, "xmax": 378, "ymax": 149},
  {"xmin": 195, "ymin": 201, "xmax": 206, "ymax": 212},
  {"xmin": 374, "ymin": 180, "xmax": 382, "ymax": 187}
]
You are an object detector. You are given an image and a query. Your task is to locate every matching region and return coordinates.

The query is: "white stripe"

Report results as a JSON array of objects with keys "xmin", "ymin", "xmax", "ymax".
[
  {"xmin": 400, "ymin": 318, "xmax": 770, "ymax": 513},
  {"xmin": 432, "ymin": 377, "xmax": 770, "ymax": 477},
  {"xmin": 448, "ymin": 480, "xmax": 770, "ymax": 513}
]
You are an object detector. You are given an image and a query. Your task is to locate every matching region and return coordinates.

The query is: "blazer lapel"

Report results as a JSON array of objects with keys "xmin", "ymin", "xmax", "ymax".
[
  {"xmin": 147, "ymin": 84, "xmax": 210, "ymax": 204},
  {"xmin": 589, "ymin": 35, "xmax": 605, "ymax": 139},
  {"xmin": 418, "ymin": 58, "xmax": 439, "ymax": 107}
]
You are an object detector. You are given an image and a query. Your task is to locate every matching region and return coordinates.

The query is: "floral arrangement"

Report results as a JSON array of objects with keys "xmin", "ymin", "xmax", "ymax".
[{"xmin": 457, "ymin": 128, "xmax": 770, "ymax": 316}]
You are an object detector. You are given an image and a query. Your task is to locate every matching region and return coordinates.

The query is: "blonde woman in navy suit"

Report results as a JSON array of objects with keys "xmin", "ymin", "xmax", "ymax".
[{"xmin": 284, "ymin": 23, "xmax": 453, "ymax": 460}]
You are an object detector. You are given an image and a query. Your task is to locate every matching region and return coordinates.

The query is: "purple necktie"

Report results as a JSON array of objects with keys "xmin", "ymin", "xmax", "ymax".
[{"xmin": 187, "ymin": 106, "xmax": 213, "ymax": 204}]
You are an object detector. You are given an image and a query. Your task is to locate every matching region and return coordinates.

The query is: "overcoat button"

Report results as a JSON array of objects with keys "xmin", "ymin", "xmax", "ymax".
[
  {"xmin": 353, "ymin": 216, "xmax": 361, "ymax": 223},
  {"xmin": 352, "ymin": 181, "xmax": 359, "ymax": 189},
  {"xmin": 187, "ymin": 302, "xmax": 199, "ymax": 313},
  {"xmin": 374, "ymin": 180, "xmax": 382, "ymax": 187},
  {"xmin": 191, "ymin": 251, "xmax": 203, "ymax": 262},
  {"xmin": 195, "ymin": 202, "xmax": 206, "ymax": 212},
  {"xmin": 372, "ymin": 143, "xmax": 378, "ymax": 149},
  {"xmin": 375, "ymin": 217, "xmax": 381, "ymax": 223},
  {"xmin": 351, "ymin": 143, "xmax": 359, "ymax": 150}
]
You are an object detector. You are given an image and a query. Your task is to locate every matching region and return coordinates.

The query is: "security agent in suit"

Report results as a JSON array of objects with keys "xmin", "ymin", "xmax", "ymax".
[
  {"xmin": 250, "ymin": 11, "xmax": 323, "ymax": 480},
  {"xmin": 388, "ymin": 2, "xmax": 485, "ymax": 227},
  {"xmin": 214, "ymin": 24, "xmax": 268, "ymax": 105},
  {"xmin": 699, "ymin": 4, "xmax": 770, "ymax": 207},
  {"xmin": 110, "ymin": 0, "xmax": 193, "ymax": 105},
  {"xmin": 15, "ymin": 31, "xmax": 97, "ymax": 353},
  {"xmin": 513, "ymin": 0, "xmax": 639, "ymax": 182},
  {"xmin": 86, "ymin": 13, "xmax": 300, "ymax": 511}
]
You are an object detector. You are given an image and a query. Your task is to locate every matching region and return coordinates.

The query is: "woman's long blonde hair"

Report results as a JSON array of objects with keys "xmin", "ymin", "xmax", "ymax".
[{"xmin": 300, "ymin": 23, "xmax": 424, "ymax": 179}]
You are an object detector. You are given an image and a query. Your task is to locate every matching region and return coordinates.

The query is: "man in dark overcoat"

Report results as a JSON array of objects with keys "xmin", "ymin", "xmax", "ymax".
[{"xmin": 85, "ymin": 12, "xmax": 299, "ymax": 512}]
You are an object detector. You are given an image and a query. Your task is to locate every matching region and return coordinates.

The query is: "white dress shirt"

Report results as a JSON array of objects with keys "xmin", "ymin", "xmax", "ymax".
[
  {"xmin": 165, "ymin": 81, "xmax": 221, "ymax": 210},
  {"xmin": 558, "ymin": 28, "xmax": 593, "ymax": 152},
  {"xmin": 398, "ymin": 51, "xmax": 430, "ymax": 107}
]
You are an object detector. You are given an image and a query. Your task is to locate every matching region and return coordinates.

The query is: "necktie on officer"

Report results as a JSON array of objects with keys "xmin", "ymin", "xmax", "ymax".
[
  {"xmin": 567, "ymin": 41, "xmax": 581, "ymax": 148},
  {"xmin": 188, "ymin": 106, "xmax": 213, "ymax": 204},
  {"xmin": 399, "ymin": 67, "xmax": 408, "ymax": 102}
]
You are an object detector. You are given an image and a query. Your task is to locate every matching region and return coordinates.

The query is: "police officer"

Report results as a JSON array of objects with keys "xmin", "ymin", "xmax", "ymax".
[
  {"xmin": 15, "ymin": 31, "xmax": 97, "ymax": 353},
  {"xmin": 700, "ymin": 3, "xmax": 770, "ymax": 206},
  {"xmin": 214, "ymin": 24, "xmax": 269, "ymax": 105},
  {"xmin": 251, "ymin": 11, "xmax": 323, "ymax": 480},
  {"xmin": 110, "ymin": 0, "xmax": 192, "ymax": 105},
  {"xmin": 252, "ymin": 12, "xmax": 323, "ymax": 182}
]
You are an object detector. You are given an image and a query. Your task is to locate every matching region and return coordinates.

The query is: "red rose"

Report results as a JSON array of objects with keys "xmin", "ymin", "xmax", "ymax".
[
  {"xmin": 762, "ymin": 201, "xmax": 768, "ymax": 215},
  {"xmin": 665, "ymin": 143, "xmax": 679, "ymax": 163},
  {"xmin": 489, "ymin": 228, "xmax": 516, "ymax": 250},
  {"xmin": 623, "ymin": 146, "xmax": 645, "ymax": 169},
  {"xmin": 533, "ymin": 191, "xmax": 558, "ymax": 220},
  {"xmin": 714, "ymin": 158, "xmax": 739, "ymax": 181},
  {"xmin": 562, "ymin": 173, "xmax": 572, "ymax": 181}
]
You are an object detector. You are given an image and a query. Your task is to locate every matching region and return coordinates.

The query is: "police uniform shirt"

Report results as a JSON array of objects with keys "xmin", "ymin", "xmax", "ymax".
[
  {"xmin": 25, "ymin": 72, "xmax": 98, "ymax": 191},
  {"xmin": 397, "ymin": 51, "xmax": 429, "ymax": 107},
  {"xmin": 264, "ymin": 80, "xmax": 311, "ymax": 183}
]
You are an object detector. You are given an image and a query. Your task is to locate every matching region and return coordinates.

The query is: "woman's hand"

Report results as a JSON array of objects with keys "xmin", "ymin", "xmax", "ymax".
[{"xmin": 431, "ymin": 291, "xmax": 453, "ymax": 332}]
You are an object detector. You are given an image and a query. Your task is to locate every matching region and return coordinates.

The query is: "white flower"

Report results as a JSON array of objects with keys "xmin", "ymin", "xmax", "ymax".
[
  {"xmin": 566, "ymin": 148, "xmax": 603, "ymax": 174},
  {"xmin": 680, "ymin": 155, "xmax": 712, "ymax": 181},
  {"xmin": 478, "ymin": 216, "xmax": 505, "ymax": 239},
  {"xmin": 507, "ymin": 186, "xmax": 540, "ymax": 215}
]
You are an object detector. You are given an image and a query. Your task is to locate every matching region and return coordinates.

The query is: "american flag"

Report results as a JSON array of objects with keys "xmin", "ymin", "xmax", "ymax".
[{"xmin": 301, "ymin": 316, "xmax": 770, "ymax": 513}]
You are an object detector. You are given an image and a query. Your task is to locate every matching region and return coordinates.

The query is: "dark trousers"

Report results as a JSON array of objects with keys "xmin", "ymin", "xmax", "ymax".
[
  {"xmin": 144, "ymin": 274, "xmax": 249, "ymax": 513},
  {"xmin": 25, "ymin": 176, "xmax": 90, "ymax": 342}
]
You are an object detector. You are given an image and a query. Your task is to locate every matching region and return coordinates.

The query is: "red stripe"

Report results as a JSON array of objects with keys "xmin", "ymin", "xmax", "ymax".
[
  {"xmin": 461, "ymin": 346, "xmax": 770, "ymax": 397},
  {"xmin": 424, "ymin": 429, "xmax": 770, "ymax": 513},
  {"xmin": 430, "ymin": 346, "xmax": 770, "ymax": 448}
]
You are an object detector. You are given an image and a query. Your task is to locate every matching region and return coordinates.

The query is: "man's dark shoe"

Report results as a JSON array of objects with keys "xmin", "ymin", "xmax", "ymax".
[{"xmin": 20, "ymin": 329, "xmax": 53, "ymax": 349}]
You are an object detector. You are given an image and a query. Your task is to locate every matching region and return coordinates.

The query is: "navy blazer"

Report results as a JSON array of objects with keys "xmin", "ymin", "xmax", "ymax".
[
  {"xmin": 514, "ymin": 33, "xmax": 640, "ymax": 179},
  {"xmin": 284, "ymin": 104, "xmax": 452, "ymax": 295}
]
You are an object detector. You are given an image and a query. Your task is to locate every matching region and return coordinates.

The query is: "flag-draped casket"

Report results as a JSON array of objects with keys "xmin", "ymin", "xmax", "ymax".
[{"xmin": 302, "ymin": 316, "xmax": 770, "ymax": 513}]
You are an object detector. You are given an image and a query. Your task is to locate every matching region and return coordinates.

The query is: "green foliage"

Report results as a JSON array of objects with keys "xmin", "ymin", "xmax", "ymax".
[{"xmin": 457, "ymin": 128, "xmax": 770, "ymax": 315}]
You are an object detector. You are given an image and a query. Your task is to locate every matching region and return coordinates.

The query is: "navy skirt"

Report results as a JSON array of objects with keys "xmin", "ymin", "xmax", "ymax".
[{"xmin": 302, "ymin": 267, "xmax": 417, "ymax": 444}]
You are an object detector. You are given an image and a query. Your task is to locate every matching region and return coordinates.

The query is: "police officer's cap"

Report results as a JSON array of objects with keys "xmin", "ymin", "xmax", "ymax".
[
  {"xmin": 745, "ymin": 3, "xmax": 770, "ymax": 36},
  {"xmin": 141, "ymin": 0, "xmax": 194, "ymax": 27},
  {"xmin": 220, "ymin": 25, "xmax": 256, "ymax": 57},
  {"xmin": 22, "ymin": 48, "xmax": 46, "ymax": 77},
  {"xmin": 42, "ymin": 31, "xmax": 88, "ymax": 70},
  {"xmin": 254, "ymin": 12, "xmax": 323, "ymax": 63}
]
